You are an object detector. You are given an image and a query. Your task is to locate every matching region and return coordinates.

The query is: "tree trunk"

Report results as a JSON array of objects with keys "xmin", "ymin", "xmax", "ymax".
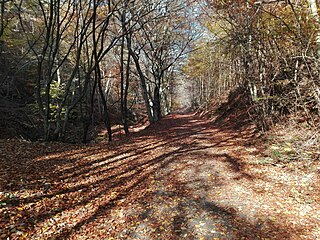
[
  {"xmin": 153, "ymin": 86, "xmax": 161, "ymax": 122},
  {"xmin": 120, "ymin": 7, "xmax": 129, "ymax": 135},
  {"xmin": 124, "ymin": 38, "xmax": 131, "ymax": 134},
  {"xmin": 128, "ymin": 45, "xmax": 154, "ymax": 123},
  {"xmin": 97, "ymin": 67, "xmax": 112, "ymax": 142}
]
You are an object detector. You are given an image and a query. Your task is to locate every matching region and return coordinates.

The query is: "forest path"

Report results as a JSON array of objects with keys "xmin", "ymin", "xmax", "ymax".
[{"xmin": 0, "ymin": 114, "xmax": 319, "ymax": 239}]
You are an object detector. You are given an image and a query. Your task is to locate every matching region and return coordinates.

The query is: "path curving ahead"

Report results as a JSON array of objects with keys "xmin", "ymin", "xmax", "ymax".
[{"xmin": 0, "ymin": 114, "xmax": 319, "ymax": 239}]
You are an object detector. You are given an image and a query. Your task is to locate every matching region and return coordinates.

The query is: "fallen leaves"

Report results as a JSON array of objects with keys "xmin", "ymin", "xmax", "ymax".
[{"xmin": 0, "ymin": 114, "xmax": 319, "ymax": 239}]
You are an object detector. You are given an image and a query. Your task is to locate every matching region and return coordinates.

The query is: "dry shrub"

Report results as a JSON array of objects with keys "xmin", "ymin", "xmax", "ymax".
[{"xmin": 264, "ymin": 116, "xmax": 320, "ymax": 167}]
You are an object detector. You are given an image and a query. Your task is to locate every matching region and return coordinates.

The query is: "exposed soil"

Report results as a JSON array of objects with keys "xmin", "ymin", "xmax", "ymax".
[{"xmin": 0, "ymin": 113, "xmax": 319, "ymax": 239}]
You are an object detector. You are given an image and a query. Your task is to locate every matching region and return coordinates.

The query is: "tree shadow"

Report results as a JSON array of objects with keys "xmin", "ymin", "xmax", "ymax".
[{"xmin": 0, "ymin": 113, "xmax": 295, "ymax": 239}]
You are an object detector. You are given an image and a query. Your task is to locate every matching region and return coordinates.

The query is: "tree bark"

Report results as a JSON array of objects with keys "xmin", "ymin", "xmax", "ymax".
[{"xmin": 128, "ymin": 45, "xmax": 154, "ymax": 123}]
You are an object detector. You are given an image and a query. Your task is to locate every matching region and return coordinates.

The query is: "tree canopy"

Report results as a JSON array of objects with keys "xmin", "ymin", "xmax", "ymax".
[{"xmin": 0, "ymin": 0, "xmax": 319, "ymax": 141}]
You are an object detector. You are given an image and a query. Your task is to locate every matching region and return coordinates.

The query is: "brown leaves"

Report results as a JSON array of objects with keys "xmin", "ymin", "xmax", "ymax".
[{"xmin": 0, "ymin": 114, "xmax": 319, "ymax": 239}]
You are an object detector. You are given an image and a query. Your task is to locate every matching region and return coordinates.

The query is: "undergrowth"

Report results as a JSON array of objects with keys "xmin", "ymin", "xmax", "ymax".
[{"xmin": 260, "ymin": 118, "xmax": 320, "ymax": 170}]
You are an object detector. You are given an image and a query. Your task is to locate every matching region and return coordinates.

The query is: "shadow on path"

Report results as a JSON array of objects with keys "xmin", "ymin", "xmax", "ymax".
[{"xmin": 0, "ymin": 113, "xmax": 294, "ymax": 239}]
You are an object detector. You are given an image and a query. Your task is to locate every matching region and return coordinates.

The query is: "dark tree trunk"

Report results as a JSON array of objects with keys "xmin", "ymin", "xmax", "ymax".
[
  {"xmin": 97, "ymin": 67, "xmax": 112, "ymax": 142},
  {"xmin": 128, "ymin": 45, "xmax": 154, "ymax": 124},
  {"xmin": 153, "ymin": 86, "xmax": 161, "ymax": 122},
  {"xmin": 120, "ymin": 34, "xmax": 129, "ymax": 135}
]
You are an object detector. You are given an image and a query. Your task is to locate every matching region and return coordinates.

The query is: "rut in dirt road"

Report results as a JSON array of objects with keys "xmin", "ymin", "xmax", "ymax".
[{"xmin": 1, "ymin": 114, "xmax": 319, "ymax": 239}]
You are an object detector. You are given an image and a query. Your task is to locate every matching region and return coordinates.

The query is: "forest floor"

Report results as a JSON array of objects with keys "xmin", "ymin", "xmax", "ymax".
[{"xmin": 0, "ymin": 113, "xmax": 320, "ymax": 239}]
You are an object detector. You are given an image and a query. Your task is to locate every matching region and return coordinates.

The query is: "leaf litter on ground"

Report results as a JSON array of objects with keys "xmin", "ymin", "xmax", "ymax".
[{"xmin": 0, "ymin": 113, "xmax": 319, "ymax": 239}]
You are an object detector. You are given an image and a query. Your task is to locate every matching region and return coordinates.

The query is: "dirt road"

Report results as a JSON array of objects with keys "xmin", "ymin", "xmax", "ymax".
[{"xmin": 0, "ymin": 114, "xmax": 319, "ymax": 239}]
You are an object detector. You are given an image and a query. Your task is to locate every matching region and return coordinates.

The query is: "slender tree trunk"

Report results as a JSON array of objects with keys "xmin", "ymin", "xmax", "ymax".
[
  {"xmin": 128, "ymin": 45, "xmax": 154, "ymax": 123},
  {"xmin": 120, "ymin": 7, "xmax": 129, "ymax": 135},
  {"xmin": 153, "ymin": 85, "xmax": 161, "ymax": 122},
  {"xmin": 124, "ymin": 36, "xmax": 131, "ymax": 134},
  {"xmin": 97, "ymin": 66, "xmax": 112, "ymax": 142},
  {"xmin": 92, "ymin": 0, "xmax": 111, "ymax": 141},
  {"xmin": 120, "ymin": 34, "xmax": 127, "ymax": 133}
]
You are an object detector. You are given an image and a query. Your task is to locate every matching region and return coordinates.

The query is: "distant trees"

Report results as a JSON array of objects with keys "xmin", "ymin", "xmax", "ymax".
[
  {"xmin": 124, "ymin": 0, "xmax": 193, "ymax": 123},
  {"xmin": 185, "ymin": 0, "xmax": 320, "ymax": 130}
]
